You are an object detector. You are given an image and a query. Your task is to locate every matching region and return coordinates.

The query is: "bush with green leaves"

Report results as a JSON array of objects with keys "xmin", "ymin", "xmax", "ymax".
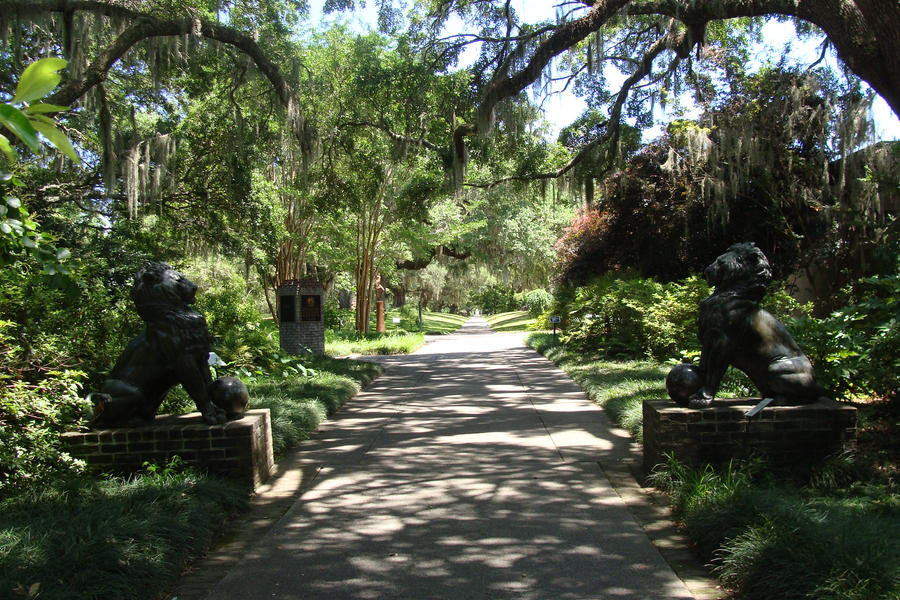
[
  {"xmin": 324, "ymin": 296, "xmax": 354, "ymax": 330},
  {"xmin": 790, "ymin": 274, "xmax": 900, "ymax": 401},
  {"xmin": 191, "ymin": 268, "xmax": 282, "ymax": 372},
  {"xmin": 556, "ymin": 273, "xmax": 710, "ymax": 359},
  {"xmin": 0, "ymin": 361, "xmax": 91, "ymax": 495},
  {"xmin": 516, "ymin": 288, "xmax": 552, "ymax": 318},
  {"xmin": 469, "ymin": 284, "xmax": 517, "ymax": 315},
  {"xmin": 555, "ymin": 273, "xmax": 812, "ymax": 361},
  {"xmin": 0, "ymin": 260, "xmax": 142, "ymax": 495}
]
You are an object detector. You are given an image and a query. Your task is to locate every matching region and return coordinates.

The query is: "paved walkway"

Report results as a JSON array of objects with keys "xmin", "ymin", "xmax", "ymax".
[{"xmin": 199, "ymin": 318, "xmax": 696, "ymax": 599}]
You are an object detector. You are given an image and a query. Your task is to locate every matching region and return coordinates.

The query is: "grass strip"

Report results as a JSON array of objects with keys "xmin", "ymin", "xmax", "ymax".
[
  {"xmin": 485, "ymin": 311, "xmax": 536, "ymax": 332},
  {"xmin": 649, "ymin": 455, "xmax": 900, "ymax": 600},
  {"xmin": 250, "ymin": 354, "xmax": 382, "ymax": 457},
  {"xmin": 326, "ymin": 331, "xmax": 425, "ymax": 356}
]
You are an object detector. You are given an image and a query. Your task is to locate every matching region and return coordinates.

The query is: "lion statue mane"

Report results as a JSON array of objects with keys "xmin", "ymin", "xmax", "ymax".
[
  {"xmin": 89, "ymin": 262, "xmax": 247, "ymax": 427},
  {"xmin": 668, "ymin": 242, "xmax": 827, "ymax": 409}
]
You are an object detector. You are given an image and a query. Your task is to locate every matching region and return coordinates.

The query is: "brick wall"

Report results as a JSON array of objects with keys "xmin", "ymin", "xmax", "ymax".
[
  {"xmin": 61, "ymin": 409, "xmax": 275, "ymax": 488},
  {"xmin": 643, "ymin": 398, "xmax": 857, "ymax": 476},
  {"xmin": 279, "ymin": 319, "xmax": 325, "ymax": 355}
]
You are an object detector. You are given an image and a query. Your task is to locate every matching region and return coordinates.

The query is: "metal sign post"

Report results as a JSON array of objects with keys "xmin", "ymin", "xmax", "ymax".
[{"xmin": 549, "ymin": 315, "xmax": 561, "ymax": 336}]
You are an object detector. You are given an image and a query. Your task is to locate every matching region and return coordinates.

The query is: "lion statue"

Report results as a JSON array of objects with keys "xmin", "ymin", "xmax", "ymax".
[
  {"xmin": 89, "ymin": 263, "xmax": 247, "ymax": 427},
  {"xmin": 667, "ymin": 243, "xmax": 827, "ymax": 409}
]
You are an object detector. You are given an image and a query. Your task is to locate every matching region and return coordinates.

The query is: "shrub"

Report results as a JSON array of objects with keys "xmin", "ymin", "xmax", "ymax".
[
  {"xmin": 517, "ymin": 288, "xmax": 553, "ymax": 317},
  {"xmin": 191, "ymin": 269, "xmax": 283, "ymax": 372},
  {"xmin": 0, "ymin": 365, "xmax": 91, "ymax": 495},
  {"xmin": 557, "ymin": 273, "xmax": 710, "ymax": 359},
  {"xmin": 790, "ymin": 274, "xmax": 900, "ymax": 401},
  {"xmin": 555, "ymin": 273, "xmax": 814, "ymax": 362},
  {"xmin": 324, "ymin": 296, "xmax": 354, "ymax": 330},
  {"xmin": 0, "ymin": 262, "xmax": 137, "ymax": 495},
  {"xmin": 470, "ymin": 284, "xmax": 517, "ymax": 315}
]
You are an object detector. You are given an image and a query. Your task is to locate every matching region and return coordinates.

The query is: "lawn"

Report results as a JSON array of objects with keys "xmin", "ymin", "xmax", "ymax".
[
  {"xmin": 325, "ymin": 309, "xmax": 467, "ymax": 356},
  {"xmin": 325, "ymin": 331, "xmax": 425, "ymax": 356},
  {"xmin": 484, "ymin": 310, "xmax": 536, "ymax": 331},
  {"xmin": 377, "ymin": 308, "xmax": 467, "ymax": 334},
  {"xmin": 419, "ymin": 311, "xmax": 468, "ymax": 333}
]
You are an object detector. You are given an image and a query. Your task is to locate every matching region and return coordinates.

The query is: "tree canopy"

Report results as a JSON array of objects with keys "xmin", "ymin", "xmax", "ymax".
[{"xmin": 0, "ymin": 0, "xmax": 896, "ymax": 324}]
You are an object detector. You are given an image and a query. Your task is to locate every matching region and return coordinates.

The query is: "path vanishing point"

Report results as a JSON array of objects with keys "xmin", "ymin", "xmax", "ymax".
[{"xmin": 174, "ymin": 317, "xmax": 708, "ymax": 600}]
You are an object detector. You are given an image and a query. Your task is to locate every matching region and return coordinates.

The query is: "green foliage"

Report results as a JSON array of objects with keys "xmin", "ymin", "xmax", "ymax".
[
  {"xmin": 791, "ymin": 275, "xmax": 900, "ymax": 401},
  {"xmin": 516, "ymin": 288, "xmax": 552, "ymax": 317},
  {"xmin": 190, "ymin": 268, "xmax": 284, "ymax": 373},
  {"xmin": 469, "ymin": 283, "xmax": 517, "ymax": 315},
  {"xmin": 324, "ymin": 297, "xmax": 355, "ymax": 330},
  {"xmin": 0, "ymin": 469, "xmax": 248, "ymax": 600},
  {"xmin": 553, "ymin": 272, "xmax": 811, "ymax": 363},
  {"xmin": 649, "ymin": 455, "xmax": 900, "ymax": 600},
  {"xmin": 1, "ymin": 58, "xmax": 78, "ymax": 274},
  {"xmin": 0, "ymin": 259, "xmax": 141, "ymax": 495},
  {"xmin": 0, "ymin": 363, "xmax": 90, "ymax": 495},
  {"xmin": 557, "ymin": 273, "xmax": 710, "ymax": 359}
]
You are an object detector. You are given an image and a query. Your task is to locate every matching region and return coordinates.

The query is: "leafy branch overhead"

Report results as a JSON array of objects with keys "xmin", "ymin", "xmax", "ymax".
[
  {"xmin": 1, "ymin": 0, "xmax": 315, "ymax": 159},
  {"xmin": 4, "ymin": 0, "xmax": 898, "ymax": 190},
  {"xmin": 1, "ymin": 57, "xmax": 79, "ymax": 273},
  {"xmin": 436, "ymin": 0, "xmax": 899, "ymax": 185}
]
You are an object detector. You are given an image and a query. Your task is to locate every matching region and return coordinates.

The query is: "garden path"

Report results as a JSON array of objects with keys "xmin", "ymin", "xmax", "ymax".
[{"xmin": 199, "ymin": 317, "xmax": 697, "ymax": 599}]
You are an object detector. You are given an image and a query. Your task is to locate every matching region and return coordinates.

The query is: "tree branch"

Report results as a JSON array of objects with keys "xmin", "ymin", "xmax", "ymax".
[
  {"xmin": 396, "ymin": 245, "xmax": 472, "ymax": 270},
  {"xmin": 1, "ymin": 1, "xmax": 302, "ymax": 124},
  {"xmin": 340, "ymin": 121, "xmax": 441, "ymax": 151},
  {"xmin": 624, "ymin": 0, "xmax": 898, "ymax": 116},
  {"xmin": 465, "ymin": 21, "xmax": 701, "ymax": 189}
]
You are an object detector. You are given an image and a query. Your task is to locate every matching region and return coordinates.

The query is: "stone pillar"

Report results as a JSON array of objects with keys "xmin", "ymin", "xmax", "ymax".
[{"xmin": 278, "ymin": 278, "xmax": 325, "ymax": 355}]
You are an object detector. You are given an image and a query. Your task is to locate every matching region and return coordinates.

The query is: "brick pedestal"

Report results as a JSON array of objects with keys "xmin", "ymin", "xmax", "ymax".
[
  {"xmin": 642, "ymin": 398, "xmax": 857, "ymax": 475},
  {"xmin": 62, "ymin": 409, "xmax": 275, "ymax": 488}
]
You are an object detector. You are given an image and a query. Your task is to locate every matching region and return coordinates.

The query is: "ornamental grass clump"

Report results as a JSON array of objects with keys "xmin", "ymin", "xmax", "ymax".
[
  {"xmin": 0, "ymin": 466, "xmax": 247, "ymax": 600},
  {"xmin": 249, "ymin": 372, "xmax": 360, "ymax": 457},
  {"xmin": 649, "ymin": 455, "xmax": 900, "ymax": 600}
]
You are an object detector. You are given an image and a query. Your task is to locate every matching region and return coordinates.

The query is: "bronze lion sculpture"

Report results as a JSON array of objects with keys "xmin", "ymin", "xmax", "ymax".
[
  {"xmin": 667, "ymin": 243, "xmax": 827, "ymax": 409},
  {"xmin": 89, "ymin": 263, "xmax": 246, "ymax": 427}
]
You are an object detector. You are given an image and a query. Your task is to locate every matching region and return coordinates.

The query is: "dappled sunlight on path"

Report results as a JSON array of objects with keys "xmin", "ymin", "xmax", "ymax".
[{"xmin": 203, "ymin": 318, "xmax": 694, "ymax": 599}]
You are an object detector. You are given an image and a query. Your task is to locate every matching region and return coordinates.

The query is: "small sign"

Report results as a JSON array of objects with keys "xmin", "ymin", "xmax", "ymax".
[
  {"xmin": 549, "ymin": 316, "xmax": 561, "ymax": 323},
  {"xmin": 392, "ymin": 317, "xmax": 402, "ymax": 324}
]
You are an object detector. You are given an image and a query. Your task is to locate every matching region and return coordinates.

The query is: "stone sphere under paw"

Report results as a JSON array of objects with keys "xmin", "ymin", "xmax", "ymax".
[
  {"xmin": 209, "ymin": 376, "xmax": 249, "ymax": 420},
  {"xmin": 666, "ymin": 363, "xmax": 702, "ymax": 406}
]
